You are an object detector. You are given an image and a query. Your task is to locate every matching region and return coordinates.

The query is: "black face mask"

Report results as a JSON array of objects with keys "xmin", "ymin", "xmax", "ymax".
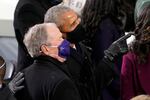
[{"xmin": 67, "ymin": 24, "xmax": 86, "ymax": 43}]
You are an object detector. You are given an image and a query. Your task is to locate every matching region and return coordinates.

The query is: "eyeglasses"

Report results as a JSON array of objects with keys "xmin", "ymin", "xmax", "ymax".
[{"xmin": 0, "ymin": 57, "xmax": 5, "ymax": 69}]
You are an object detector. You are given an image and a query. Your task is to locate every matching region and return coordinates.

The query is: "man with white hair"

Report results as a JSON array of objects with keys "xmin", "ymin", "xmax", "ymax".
[{"xmin": 15, "ymin": 23, "xmax": 81, "ymax": 100}]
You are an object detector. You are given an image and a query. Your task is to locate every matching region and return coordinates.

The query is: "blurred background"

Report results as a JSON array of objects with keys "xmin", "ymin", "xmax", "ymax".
[
  {"xmin": 0, "ymin": 0, "xmax": 18, "ymax": 36},
  {"xmin": 0, "ymin": 0, "xmax": 18, "ymax": 62}
]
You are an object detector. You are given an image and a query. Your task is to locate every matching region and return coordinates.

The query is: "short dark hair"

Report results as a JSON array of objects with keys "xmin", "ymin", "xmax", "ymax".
[{"xmin": 44, "ymin": 5, "xmax": 72, "ymax": 27}]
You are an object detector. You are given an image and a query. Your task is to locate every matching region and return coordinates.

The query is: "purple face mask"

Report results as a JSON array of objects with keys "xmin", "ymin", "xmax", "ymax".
[{"xmin": 58, "ymin": 39, "xmax": 70, "ymax": 58}]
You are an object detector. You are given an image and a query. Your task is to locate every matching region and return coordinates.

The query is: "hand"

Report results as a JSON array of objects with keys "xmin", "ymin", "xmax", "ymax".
[
  {"xmin": 8, "ymin": 72, "xmax": 24, "ymax": 94},
  {"xmin": 104, "ymin": 32, "xmax": 134, "ymax": 61}
]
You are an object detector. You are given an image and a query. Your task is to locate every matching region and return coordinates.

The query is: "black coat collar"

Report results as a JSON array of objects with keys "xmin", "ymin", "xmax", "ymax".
[{"xmin": 34, "ymin": 55, "xmax": 71, "ymax": 77}]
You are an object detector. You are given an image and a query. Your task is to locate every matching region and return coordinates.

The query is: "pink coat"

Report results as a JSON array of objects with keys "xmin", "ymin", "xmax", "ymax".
[{"xmin": 121, "ymin": 52, "xmax": 150, "ymax": 100}]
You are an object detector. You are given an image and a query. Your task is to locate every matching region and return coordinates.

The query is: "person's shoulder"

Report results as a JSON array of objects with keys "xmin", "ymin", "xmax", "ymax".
[
  {"xmin": 122, "ymin": 52, "xmax": 138, "ymax": 70},
  {"xmin": 15, "ymin": 0, "xmax": 43, "ymax": 13},
  {"xmin": 23, "ymin": 63, "xmax": 71, "ymax": 85},
  {"xmin": 123, "ymin": 51, "xmax": 137, "ymax": 61},
  {"xmin": 49, "ymin": 68, "xmax": 70, "ymax": 82},
  {"xmin": 45, "ymin": 68, "xmax": 72, "ymax": 90},
  {"xmin": 121, "ymin": 52, "xmax": 137, "ymax": 75}
]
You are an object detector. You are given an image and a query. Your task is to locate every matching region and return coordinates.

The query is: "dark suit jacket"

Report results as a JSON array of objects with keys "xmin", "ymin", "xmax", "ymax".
[
  {"xmin": 0, "ymin": 85, "xmax": 16, "ymax": 100},
  {"xmin": 67, "ymin": 43, "xmax": 114, "ymax": 100},
  {"xmin": 16, "ymin": 55, "xmax": 81, "ymax": 100},
  {"xmin": 15, "ymin": 43, "xmax": 114, "ymax": 100},
  {"xmin": 13, "ymin": 0, "xmax": 62, "ymax": 72},
  {"xmin": 89, "ymin": 17, "xmax": 124, "ymax": 100},
  {"xmin": 91, "ymin": 17, "xmax": 124, "ymax": 64}
]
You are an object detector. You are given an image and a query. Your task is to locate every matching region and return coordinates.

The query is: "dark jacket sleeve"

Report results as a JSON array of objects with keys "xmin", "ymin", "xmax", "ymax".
[
  {"xmin": 95, "ymin": 58, "xmax": 115, "ymax": 93},
  {"xmin": 79, "ymin": 42, "xmax": 115, "ymax": 94},
  {"xmin": 52, "ymin": 79, "xmax": 81, "ymax": 100},
  {"xmin": 0, "ymin": 86, "xmax": 16, "ymax": 100},
  {"xmin": 92, "ymin": 18, "xmax": 122, "ymax": 64}
]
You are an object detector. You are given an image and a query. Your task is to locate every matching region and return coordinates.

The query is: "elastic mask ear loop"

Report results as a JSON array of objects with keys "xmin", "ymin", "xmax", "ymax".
[
  {"xmin": 39, "ymin": 44, "xmax": 58, "ymax": 53},
  {"xmin": 49, "ymin": 46, "xmax": 58, "ymax": 48}
]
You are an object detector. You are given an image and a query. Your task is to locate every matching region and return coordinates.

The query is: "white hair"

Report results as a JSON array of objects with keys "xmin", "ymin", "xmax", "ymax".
[{"xmin": 24, "ymin": 23, "xmax": 48, "ymax": 57}]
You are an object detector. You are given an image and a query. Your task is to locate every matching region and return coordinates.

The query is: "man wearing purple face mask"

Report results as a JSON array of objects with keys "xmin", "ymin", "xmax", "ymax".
[
  {"xmin": 14, "ymin": 0, "xmax": 63, "ymax": 72},
  {"xmin": 49, "ymin": 39, "xmax": 71, "ymax": 58},
  {"xmin": 15, "ymin": 23, "xmax": 81, "ymax": 100},
  {"xmin": 44, "ymin": 5, "xmax": 133, "ymax": 100}
]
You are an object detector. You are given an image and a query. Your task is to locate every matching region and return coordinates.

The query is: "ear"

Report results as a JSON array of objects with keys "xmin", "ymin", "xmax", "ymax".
[
  {"xmin": 58, "ymin": 24, "xmax": 64, "ymax": 33},
  {"xmin": 40, "ymin": 45, "xmax": 49, "ymax": 55}
]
